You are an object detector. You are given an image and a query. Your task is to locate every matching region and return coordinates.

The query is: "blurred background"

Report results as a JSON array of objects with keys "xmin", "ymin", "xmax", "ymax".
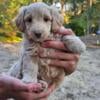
[{"xmin": 0, "ymin": 0, "xmax": 100, "ymax": 43}]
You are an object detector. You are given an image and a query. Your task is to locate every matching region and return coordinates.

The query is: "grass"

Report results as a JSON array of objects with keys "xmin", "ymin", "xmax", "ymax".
[{"xmin": 0, "ymin": 36, "xmax": 22, "ymax": 43}]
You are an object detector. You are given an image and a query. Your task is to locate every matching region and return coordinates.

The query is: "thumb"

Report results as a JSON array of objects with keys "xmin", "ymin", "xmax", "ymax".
[
  {"xmin": 54, "ymin": 27, "xmax": 74, "ymax": 35},
  {"xmin": 0, "ymin": 74, "xmax": 29, "ymax": 92}
]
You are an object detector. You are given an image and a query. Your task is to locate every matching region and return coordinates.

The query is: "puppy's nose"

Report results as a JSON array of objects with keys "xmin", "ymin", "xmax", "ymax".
[{"xmin": 34, "ymin": 32, "xmax": 41, "ymax": 38}]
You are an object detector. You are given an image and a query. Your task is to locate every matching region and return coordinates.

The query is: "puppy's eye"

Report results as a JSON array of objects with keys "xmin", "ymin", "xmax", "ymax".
[
  {"xmin": 44, "ymin": 17, "xmax": 50, "ymax": 22},
  {"xmin": 26, "ymin": 17, "xmax": 32, "ymax": 23}
]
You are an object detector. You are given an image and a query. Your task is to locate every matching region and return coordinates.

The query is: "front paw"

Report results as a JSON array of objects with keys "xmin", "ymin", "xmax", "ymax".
[
  {"xmin": 38, "ymin": 80, "xmax": 48, "ymax": 92},
  {"xmin": 62, "ymin": 35, "xmax": 86, "ymax": 54},
  {"xmin": 27, "ymin": 81, "xmax": 48, "ymax": 93},
  {"xmin": 28, "ymin": 83, "xmax": 43, "ymax": 92}
]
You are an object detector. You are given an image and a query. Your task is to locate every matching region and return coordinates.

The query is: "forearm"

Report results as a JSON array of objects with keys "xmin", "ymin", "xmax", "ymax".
[
  {"xmin": 0, "ymin": 87, "xmax": 17, "ymax": 99},
  {"xmin": 0, "ymin": 75, "xmax": 15, "ymax": 99},
  {"xmin": 0, "ymin": 87, "xmax": 9, "ymax": 99},
  {"xmin": 0, "ymin": 75, "xmax": 6, "ymax": 97}
]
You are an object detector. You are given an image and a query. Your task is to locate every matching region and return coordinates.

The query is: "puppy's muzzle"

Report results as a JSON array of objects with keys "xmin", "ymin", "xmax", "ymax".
[{"xmin": 34, "ymin": 32, "xmax": 42, "ymax": 38}]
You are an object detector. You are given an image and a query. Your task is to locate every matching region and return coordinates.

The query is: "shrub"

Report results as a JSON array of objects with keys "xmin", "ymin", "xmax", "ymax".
[{"xmin": 64, "ymin": 16, "xmax": 87, "ymax": 36}]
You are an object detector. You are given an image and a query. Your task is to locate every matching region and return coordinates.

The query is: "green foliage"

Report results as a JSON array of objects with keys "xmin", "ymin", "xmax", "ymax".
[
  {"xmin": 0, "ymin": 36, "xmax": 22, "ymax": 43},
  {"xmin": 0, "ymin": 0, "xmax": 31, "ymax": 38},
  {"xmin": 65, "ymin": 0, "xmax": 100, "ymax": 35},
  {"xmin": 64, "ymin": 15, "xmax": 87, "ymax": 36},
  {"xmin": 0, "ymin": 0, "xmax": 100, "ymax": 43}
]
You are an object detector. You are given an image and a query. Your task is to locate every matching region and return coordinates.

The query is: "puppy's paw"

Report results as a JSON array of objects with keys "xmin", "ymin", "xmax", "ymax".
[
  {"xmin": 28, "ymin": 83, "xmax": 43, "ymax": 92},
  {"xmin": 62, "ymin": 35, "xmax": 86, "ymax": 54},
  {"xmin": 38, "ymin": 80, "xmax": 48, "ymax": 92}
]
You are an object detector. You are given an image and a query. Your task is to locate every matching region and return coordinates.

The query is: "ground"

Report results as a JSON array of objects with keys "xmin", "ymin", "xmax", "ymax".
[{"xmin": 0, "ymin": 34, "xmax": 100, "ymax": 100}]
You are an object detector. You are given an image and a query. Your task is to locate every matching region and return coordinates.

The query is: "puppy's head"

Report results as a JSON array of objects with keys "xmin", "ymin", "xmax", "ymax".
[{"xmin": 15, "ymin": 2, "xmax": 63, "ymax": 42}]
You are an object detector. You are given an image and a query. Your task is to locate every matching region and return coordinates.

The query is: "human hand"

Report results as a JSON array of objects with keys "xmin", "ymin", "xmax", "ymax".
[
  {"xmin": 41, "ymin": 27, "xmax": 80, "ymax": 75},
  {"xmin": 0, "ymin": 74, "xmax": 54, "ymax": 100}
]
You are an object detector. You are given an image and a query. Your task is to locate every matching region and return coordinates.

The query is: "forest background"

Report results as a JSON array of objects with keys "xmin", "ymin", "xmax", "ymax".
[{"xmin": 0, "ymin": 0, "xmax": 100, "ymax": 43}]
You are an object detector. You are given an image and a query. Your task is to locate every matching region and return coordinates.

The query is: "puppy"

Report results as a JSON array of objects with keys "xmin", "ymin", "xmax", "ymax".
[{"xmin": 7, "ymin": 2, "xmax": 86, "ymax": 94}]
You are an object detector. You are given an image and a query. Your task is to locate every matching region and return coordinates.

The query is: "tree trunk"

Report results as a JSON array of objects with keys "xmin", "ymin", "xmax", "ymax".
[
  {"xmin": 86, "ymin": 0, "xmax": 93, "ymax": 34},
  {"xmin": 60, "ymin": 0, "xmax": 65, "ymax": 14},
  {"xmin": 72, "ymin": 0, "xmax": 77, "ymax": 15},
  {"xmin": 87, "ymin": 0, "xmax": 93, "ymax": 7}
]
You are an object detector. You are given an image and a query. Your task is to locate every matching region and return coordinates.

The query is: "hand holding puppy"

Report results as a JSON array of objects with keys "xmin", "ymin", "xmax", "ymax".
[{"xmin": 41, "ymin": 27, "xmax": 86, "ymax": 75}]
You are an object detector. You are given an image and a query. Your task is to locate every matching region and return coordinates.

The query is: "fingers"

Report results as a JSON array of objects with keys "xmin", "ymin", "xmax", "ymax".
[
  {"xmin": 14, "ymin": 92, "xmax": 35, "ymax": 100},
  {"xmin": 49, "ymin": 60, "xmax": 77, "ymax": 75},
  {"xmin": 12, "ymin": 84, "xmax": 30, "ymax": 92},
  {"xmin": 0, "ymin": 74, "xmax": 29, "ymax": 92},
  {"xmin": 40, "ymin": 51, "xmax": 79, "ymax": 61},
  {"xmin": 35, "ymin": 83, "xmax": 55, "ymax": 100},
  {"xmin": 49, "ymin": 60, "xmax": 75, "ymax": 68},
  {"xmin": 41, "ymin": 28, "xmax": 75, "ymax": 51},
  {"xmin": 10, "ymin": 81, "xmax": 30, "ymax": 92},
  {"xmin": 40, "ymin": 49, "xmax": 80, "ymax": 75},
  {"xmin": 42, "ymin": 40, "xmax": 66, "ymax": 51},
  {"xmin": 39, "ymin": 98, "xmax": 48, "ymax": 100},
  {"xmin": 27, "ymin": 83, "xmax": 42, "ymax": 92},
  {"xmin": 1, "ymin": 74, "xmax": 43, "ymax": 93},
  {"xmin": 0, "ymin": 75, "xmax": 54, "ymax": 100},
  {"xmin": 17, "ymin": 92, "xmax": 48, "ymax": 100},
  {"xmin": 47, "ymin": 53, "xmax": 80, "ymax": 75},
  {"xmin": 54, "ymin": 27, "xmax": 74, "ymax": 35}
]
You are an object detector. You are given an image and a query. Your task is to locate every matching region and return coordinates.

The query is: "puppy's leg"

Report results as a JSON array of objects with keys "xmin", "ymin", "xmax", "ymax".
[
  {"xmin": 44, "ymin": 69, "xmax": 65, "ymax": 95},
  {"xmin": 52, "ymin": 69, "xmax": 65, "ymax": 90},
  {"xmin": 62, "ymin": 35, "xmax": 86, "ymax": 54},
  {"xmin": 22, "ymin": 54, "xmax": 38, "ymax": 83},
  {"xmin": 5, "ymin": 61, "xmax": 22, "ymax": 79}
]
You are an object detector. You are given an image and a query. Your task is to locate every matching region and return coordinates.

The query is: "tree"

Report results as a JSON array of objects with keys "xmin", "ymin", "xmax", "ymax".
[
  {"xmin": 0, "ymin": 0, "xmax": 31, "ymax": 37},
  {"xmin": 0, "ymin": 0, "xmax": 100, "ymax": 38}
]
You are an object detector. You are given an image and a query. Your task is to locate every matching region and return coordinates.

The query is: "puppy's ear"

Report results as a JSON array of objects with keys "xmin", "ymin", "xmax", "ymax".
[
  {"xmin": 50, "ymin": 6, "xmax": 63, "ymax": 32},
  {"xmin": 15, "ymin": 6, "xmax": 27, "ymax": 32}
]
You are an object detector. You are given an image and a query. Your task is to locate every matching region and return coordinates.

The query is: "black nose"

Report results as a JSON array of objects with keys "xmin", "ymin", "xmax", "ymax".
[{"xmin": 34, "ymin": 32, "xmax": 41, "ymax": 38}]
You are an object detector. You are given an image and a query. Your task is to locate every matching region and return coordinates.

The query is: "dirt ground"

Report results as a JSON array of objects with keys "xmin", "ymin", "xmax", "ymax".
[{"xmin": 0, "ymin": 34, "xmax": 100, "ymax": 100}]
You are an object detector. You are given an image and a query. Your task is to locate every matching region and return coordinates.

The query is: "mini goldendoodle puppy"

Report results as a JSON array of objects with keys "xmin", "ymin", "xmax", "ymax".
[{"xmin": 7, "ymin": 2, "xmax": 86, "ymax": 94}]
